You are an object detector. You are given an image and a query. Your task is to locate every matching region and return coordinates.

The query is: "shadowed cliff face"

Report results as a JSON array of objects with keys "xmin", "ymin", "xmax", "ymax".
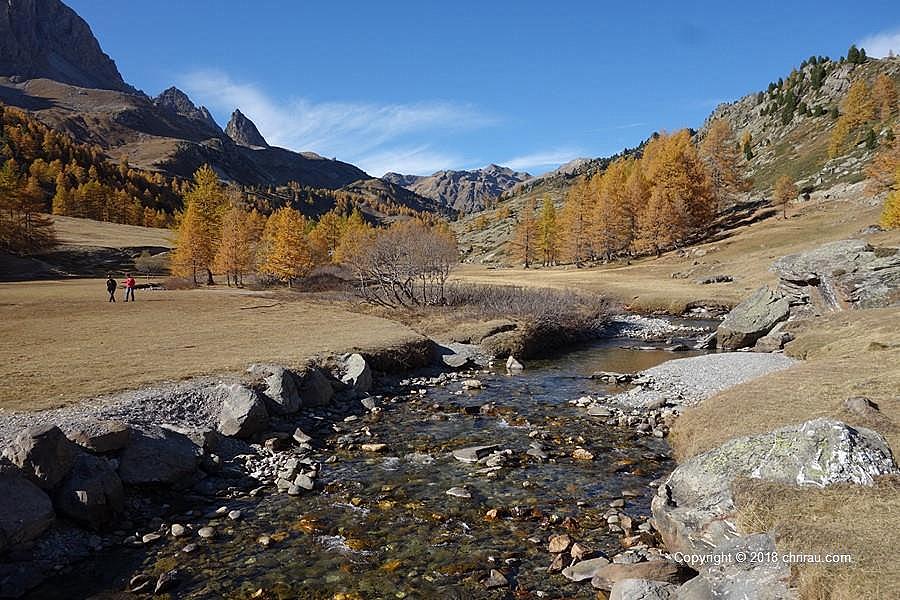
[
  {"xmin": 225, "ymin": 109, "xmax": 269, "ymax": 148},
  {"xmin": 0, "ymin": 0, "xmax": 132, "ymax": 92}
]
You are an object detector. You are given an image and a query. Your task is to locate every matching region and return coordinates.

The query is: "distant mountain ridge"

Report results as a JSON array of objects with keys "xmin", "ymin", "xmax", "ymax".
[{"xmin": 383, "ymin": 164, "xmax": 531, "ymax": 213}]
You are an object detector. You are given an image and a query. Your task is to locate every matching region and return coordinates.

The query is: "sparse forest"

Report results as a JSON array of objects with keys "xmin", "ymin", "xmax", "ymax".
[
  {"xmin": 0, "ymin": 104, "xmax": 179, "ymax": 233},
  {"xmin": 170, "ymin": 164, "xmax": 460, "ymax": 293},
  {"xmin": 512, "ymin": 126, "xmax": 736, "ymax": 266}
]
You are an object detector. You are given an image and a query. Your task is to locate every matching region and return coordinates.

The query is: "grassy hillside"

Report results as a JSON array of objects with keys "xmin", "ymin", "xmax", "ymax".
[
  {"xmin": 51, "ymin": 215, "xmax": 174, "ymax": 248},
  {"xmin": 703, "ymin": 55, "xmax": 900, "ymax": 192}
]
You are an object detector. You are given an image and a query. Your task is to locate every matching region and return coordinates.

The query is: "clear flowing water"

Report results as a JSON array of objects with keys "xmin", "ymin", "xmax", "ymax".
[{"xmin": 31, "ymin": 333, "xmax": 709, "ymax": 600}]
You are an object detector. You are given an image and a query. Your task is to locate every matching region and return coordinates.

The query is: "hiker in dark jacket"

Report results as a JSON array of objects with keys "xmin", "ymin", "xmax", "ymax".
[{"xmin": 106, "ymin": 275, "xmax": 117, "ymax": 303}]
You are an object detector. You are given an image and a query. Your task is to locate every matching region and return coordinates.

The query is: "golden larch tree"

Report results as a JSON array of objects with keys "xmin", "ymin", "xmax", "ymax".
[
  {"xmin": 593, "ymin": 158, "xmax": 635, "ymax": 259},
  {"xmin": 872, "ymin": 73, "xmax": 898, "ymax": 122},
  {"xmin": 512, "ymin": 198, "xmax": 538, "ymax": 268},
  {"xmin": 259, "ymin": 207, "xmax": 314, "ymax": 287},
  {"xmin": 178, "ymin": 164, "xmax": 228, "ymax": 284},
  {"xmin": 866, "ymin": 127, "xmax": 900, "ymax": 195},
  {"xmin": 773, "ymin": 175, "xmax": 797, "ymax": 218},
  {"xmin": 214, "ymin": 203, "xmax": 258, "ymax": 287},
  {"xmin": 879, "ymin": 166, "xmax": 900, "ymax": 229},
  {"xmin": 559, "ymin": 178, "xmax": 594, "ymax": 266},
  {"xmin": 308, "ymin": 208, "xmax": 347, "ymax": 264},
  {"xmin": 0, "ymin": 159, "xmax": 56, "ymax": 254},
  {"xmin": 537, "ymin": 196, "xmax": 559, "ymax": 266},
  {"xmin": 333, "ymin": 209, "xmax": 373, "ymax": 265},
  {"xmin": 829, "ymin": 79, "xmax": 875, "ymax": 157},
  {"xmin": 699, "ymin": 119, "xmax": 747, "ymax": 209},
  {"xmin": 623, "ymin": 160, "xmax": 649, "ymax": 242},
  {"xmin": 171, "ymin": 200, "xmax": 205, "ymax": 285},
  {"xmin": 637, "ymin": 130, "xmax": 715, "ymax": 255}
]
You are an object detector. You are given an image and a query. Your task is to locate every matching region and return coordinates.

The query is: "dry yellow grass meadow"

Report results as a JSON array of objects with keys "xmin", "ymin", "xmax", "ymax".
[{"xmin": 0, "ymin": 280, "xmax": 421, "ymax": 411}]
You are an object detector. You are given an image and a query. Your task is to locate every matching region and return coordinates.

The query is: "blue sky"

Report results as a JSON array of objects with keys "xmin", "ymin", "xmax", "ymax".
[{"xmin": 69, "ymin": 0, "xmax": 900, "ymax": 176}]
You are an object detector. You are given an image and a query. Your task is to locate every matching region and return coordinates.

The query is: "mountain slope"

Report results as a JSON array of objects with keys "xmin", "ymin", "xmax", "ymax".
[
  {"xmin": 0, "ymin": 76, "xmax": 370, "ymax": 189},
  {"xmin": 0, "ymin": 0, "xmax": 372, "ymax": 192},
  {"xmin": 383, "ymin": 164, "xmax": 531, "ymax": 213},
  {"xmin": 456, "ymin": 55, "xmax": 900, "ymax": 265},
  {"xmin": 339, "ymin": 178, "xmax": 449, "ymax": 216},
  {"xmin": 701, "ymin": 56, "xmax": 900, "ymax": 192}
]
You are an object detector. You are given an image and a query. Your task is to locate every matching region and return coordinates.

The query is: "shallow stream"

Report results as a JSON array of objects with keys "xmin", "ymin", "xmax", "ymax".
[{"xmin": 30, "ymin": 323, "xmax": 712, "ymax": 599}]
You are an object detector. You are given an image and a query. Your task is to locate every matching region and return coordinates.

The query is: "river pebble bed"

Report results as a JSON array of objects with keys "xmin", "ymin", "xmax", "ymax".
[{"xmin": 26, "ymin": 322, "xmax": 718, "ymax": 599}]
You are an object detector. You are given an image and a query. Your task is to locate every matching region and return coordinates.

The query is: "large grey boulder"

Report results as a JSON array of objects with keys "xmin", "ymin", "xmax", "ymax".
[
  {"xmin": 248, "ymin": 364, "xmax": 302, "ymax": 415},
  {"xmin": 117, "ymin": 427, "xmax": 202, "ymax": 486},
  {"xmin": 611, "ymin": 578, "xmax": 678, "ymax": 600},
  {"xmin": 675, "ymin": 534, "xmax": 795, "ymax": 600},
  {"xmin": 716, "ymin": 287, "xmax": 790, "ymax": 350},
  {"xmin": 771, "ymin": 239, "xmax": 900, "ymax": 310},
  {"xmin": 0, "ymin": 466, "xmax": 55, "ymax": 553},
  {"xmin": 296, "ymin": 367, "xmax": 335, "ymax": 407},
  {"xmin": 216, "ymin": 384, "xmax": 268, "ymax": 438},
  {"xmin": 67, "ymin": 420, "xmax": 132, "ymax": 453},
  {"xmin": 54, "ymin": 453, "xmax": 124, "ymax": 530},
  {"xmin": 339, "ymin": 353, "xmax": 372, "ymax": 393},
  {"xmin": 652, "ymin": 419, "xmax": 896, "ymax": 556},
  {"xmin": 2, "ymin": 424, "xmax": 78, "ymax": 490},
  {"xmin": 434, "ymin": 342, "xmax": 490, "ymax": 370}
]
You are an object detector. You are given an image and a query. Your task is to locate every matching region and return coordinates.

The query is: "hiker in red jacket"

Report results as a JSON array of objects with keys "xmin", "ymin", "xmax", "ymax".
[{"xmin": 123, "ymin": 274, "xmax": 136, "ymax": 302}]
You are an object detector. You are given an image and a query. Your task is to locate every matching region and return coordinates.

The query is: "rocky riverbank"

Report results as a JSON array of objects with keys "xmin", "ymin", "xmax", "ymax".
[
  {"xmin": 552, "ymin": 348, "xmax": 895, "ymax": 599},
  {"xmin": 0, "ymin": 338, "xmax": 444, "ymax": 597},
  {"xmin": 0, "ymin": 312, "xmax": 716, "ymax": 598},
  {"xmin": 554, "ymin": 239, "xmax": 900, "ymax": 600}
]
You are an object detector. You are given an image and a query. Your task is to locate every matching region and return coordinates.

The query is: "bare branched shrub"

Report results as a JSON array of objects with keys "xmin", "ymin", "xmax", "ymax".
[
  {"xmin": 444, "ymin": 283, "xmax": 614, "ymax": 331},
  {"xmin": 134, "ymin": 250, "xmax": 169, "ymax": 278},
  {"xmin": 346, "ymin": 220, "xmax": 458, "ymax": 307}
]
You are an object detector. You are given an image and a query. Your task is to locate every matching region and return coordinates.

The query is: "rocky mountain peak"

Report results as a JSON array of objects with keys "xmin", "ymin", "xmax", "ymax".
[
  {"xmin": 153, "ymin": 87, "xmax": 220, "ymax": 131},
  {"xmin": 0, "ymin": 0, "xmax": 132, "ymax": 92},
  {"xmin": 383, "ymin": 165, "xmax": 532, "ymax": 214},
  {"xmin": 225, "ymin": 109, "xmax": 268, "ymax": 148}
]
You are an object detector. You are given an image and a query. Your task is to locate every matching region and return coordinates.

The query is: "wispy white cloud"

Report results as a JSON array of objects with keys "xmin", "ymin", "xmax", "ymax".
[
  {"xmin": 503, "ymin": 148, "xmax": 584, "ymax": 172},
  {"xmin": 612, "ymin": 122, "xmax": 647, "ymax": 130},
  {"xmin": 354, "ymin": 146, "xmax": 469, "ymax": 178},
  {"xmin": 177, "ymin": 70, "xmax": 495, "ymax": 176},
  {"xmin": 859, "ymin": 27, "xmax": 900, "ymax": 58}
]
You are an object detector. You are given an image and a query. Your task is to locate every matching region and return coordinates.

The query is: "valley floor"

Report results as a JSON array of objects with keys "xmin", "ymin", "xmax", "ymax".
[{"xmin": 1, "ymin": 196, "xmax": 898, "ymax": 597}]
